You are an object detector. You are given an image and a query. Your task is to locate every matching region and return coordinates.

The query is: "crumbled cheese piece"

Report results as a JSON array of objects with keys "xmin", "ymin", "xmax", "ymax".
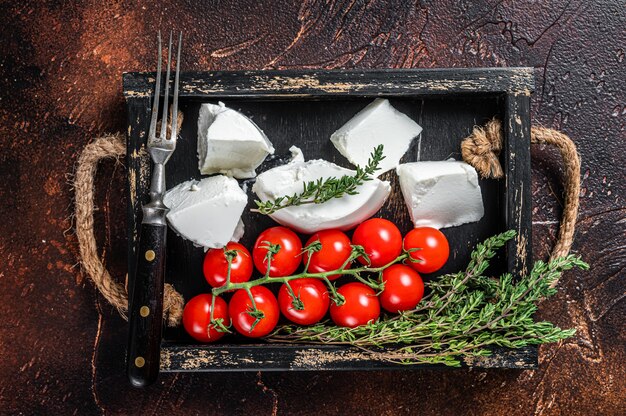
[{"xmin": 288, "ymin": 145, "xmax": 305, "ymax": 163}]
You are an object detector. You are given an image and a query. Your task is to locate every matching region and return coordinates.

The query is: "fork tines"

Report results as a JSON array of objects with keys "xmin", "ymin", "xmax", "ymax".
[{"xmin": 148, "ymin": 31, "xmax": 182, "ymax": 148}]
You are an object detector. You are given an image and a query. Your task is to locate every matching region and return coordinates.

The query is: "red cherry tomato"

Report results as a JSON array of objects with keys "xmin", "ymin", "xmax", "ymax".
[
  {"xmin": 379, "ymin": 264, "xmax": 424, "ymax": 313},
  {"xmin": 302, "ymin": 229, "xmax": 352, "ymax": 280},
  {"xmin": 182, "ymin": 294, "xmax": 229, "ymax": 343},
  {"xmin": 403, "ymin": 227, "xmax": 450, "ymax": 274},
  {"xmin": 229, "ymin": 286, "xmax": 279, "ymax": 338},
  {"xmin": 351, "ymin": 218, "xmax": 402, "ymax": 267},
  {"xmin": 203, "ymin": 242, "xmax": 253, "ymax": 288},
  {"xmin": 330, "ymin": 282, "xmax": 380, "ymax": 328},
  {"xmin": 278, "ymin": 278, "xmax": 329, "ymax": 325},
  {"xmin": 253, "ymin": 226, "xmax": 302, "ymax": 277}
]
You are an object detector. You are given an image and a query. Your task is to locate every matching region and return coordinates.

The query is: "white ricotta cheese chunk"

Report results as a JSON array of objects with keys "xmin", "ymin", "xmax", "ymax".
[
  {"xmin": 253, "ymin": 156, "xmax": 391, "ymax": 234},
  {"xmin": 330, "ymin": 98, "xmax": 422, "ymax": 175},
  {"xmin": 397, "ymin": 161, "xmax": 485, "ymax": 229},
  {"xmin": 197, "ymin": 102, "xmax": 274, "ymax": 179},
  {"xmin": 164, "ymin": 176, "xmax": 247, "ymax": 248},
  {"xmin": 288, "ymin": 145, "xmax": 305, "ymax": 163}
]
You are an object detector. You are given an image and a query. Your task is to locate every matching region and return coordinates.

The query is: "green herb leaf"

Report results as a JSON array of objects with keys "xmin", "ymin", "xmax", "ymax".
[
  {"xmin": 253, "ymin": 145, "xmax": 385, "ymax": 215},
  {"xmin": 266, "ymin": 231, "xmax": 588, "ymax": 366}
]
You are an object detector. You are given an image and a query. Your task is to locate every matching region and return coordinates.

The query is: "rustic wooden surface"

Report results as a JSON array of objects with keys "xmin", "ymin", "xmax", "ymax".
[{"xmin": 0, "ymin": 1, "xmax": 624, "ymax": 415}]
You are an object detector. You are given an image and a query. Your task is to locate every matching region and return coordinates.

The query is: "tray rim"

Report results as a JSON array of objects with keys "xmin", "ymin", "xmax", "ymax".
[
  {"xmin": 160, "ymin": 343, "xmax": 538, "ymax": 372},
  {"xmin": 124, "ymin": 68, "xmax": 535, "ymax": 371},
  {"xmin": 123, "ymin": 67, "xmax": 534, "ymax": 99}
]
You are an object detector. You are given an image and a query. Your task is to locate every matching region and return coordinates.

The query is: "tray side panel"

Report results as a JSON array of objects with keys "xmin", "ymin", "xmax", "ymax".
[
  {"xmin": 126, "ymin": 96, "xmax": 152, "ymax": 304},
  {"xmin": 160, "ymin": 344, "xmax": 538, "ymax": 372},
  {"xmin": 123, "ymin": 68, "xmax": 534, "ymax": 99},
  {"xmin": 503, "ymin": 93, "xmax": 533, "ymax": 276}
]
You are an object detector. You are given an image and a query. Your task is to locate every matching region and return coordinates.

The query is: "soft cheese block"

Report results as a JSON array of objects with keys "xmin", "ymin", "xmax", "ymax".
[
  {"xmin": 164, "ymin": 176, "xmax": 247, "ymax": 248},
  {"xmin": 397, "ymin": 161, "xmax": 485, "ymax": 229},
  {"xmin": 253, "ymin": 158, "xmax": 391, "ymax": 234},
  {"xmin": 197, "ymin": 102, "xmax": 274, "ymax": 179},
  {"xmin": 330, "ymin": 98, "xmax": 422, "ymax": 175}
]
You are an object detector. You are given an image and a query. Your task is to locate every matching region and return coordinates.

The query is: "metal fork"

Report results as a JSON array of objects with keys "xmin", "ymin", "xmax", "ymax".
[{"xmin": 127, "ymin": 31, "xmax": 182, "ymax": 388}]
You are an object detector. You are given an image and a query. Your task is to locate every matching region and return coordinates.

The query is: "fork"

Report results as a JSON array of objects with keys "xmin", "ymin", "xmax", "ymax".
[{"xmin": 127, "ymin": 31, "xmax": 182, "ymax": 388}]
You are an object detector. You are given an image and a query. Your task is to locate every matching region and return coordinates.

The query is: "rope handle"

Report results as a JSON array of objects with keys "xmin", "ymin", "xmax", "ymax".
[
  {"xmin": 75, "ymin": 121, "xmax": 580, "ymax": 324},
  {"xmin": 74, "ymin": 133, "xmax": 184, "ymax": 326},
  {"xmin": 461, "ymin": 119, "xmax": 580, "ymax": 287}
]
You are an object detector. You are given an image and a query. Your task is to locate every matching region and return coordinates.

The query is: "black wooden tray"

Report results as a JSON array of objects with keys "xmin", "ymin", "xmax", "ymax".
[{"xmin": 123, "ymin": 68, "xmax": 534, "ymax": 371}]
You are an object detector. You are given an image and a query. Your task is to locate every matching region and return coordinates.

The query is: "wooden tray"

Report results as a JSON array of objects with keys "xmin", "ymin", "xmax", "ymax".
[{"xmin": 123, "ymin": 68, "xmax": 534, "ymax": 371}]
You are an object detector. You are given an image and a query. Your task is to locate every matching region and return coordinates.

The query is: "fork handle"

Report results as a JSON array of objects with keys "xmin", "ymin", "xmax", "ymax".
[{"xmin": 127, "ymin": 221, "xmax": 167, "ymax": 388}]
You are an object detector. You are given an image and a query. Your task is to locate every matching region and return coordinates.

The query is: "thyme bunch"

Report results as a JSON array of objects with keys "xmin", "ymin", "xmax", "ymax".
[
  {"xmin": 253, "ymin": 145, "xmax": 385, "ymax": 215},
  {"xmin": 267, "ymin": 231, "xmax": 589, "ymax": 366}
]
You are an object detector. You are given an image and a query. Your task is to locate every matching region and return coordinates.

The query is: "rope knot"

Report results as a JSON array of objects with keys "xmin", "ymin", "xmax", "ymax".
[
  {"xmin": 461, "ymin": 118, "xmax": 504, "ymax": 179},
  {"xmin": 460, "ymin": 118, "xmax": 581, "ymax": 281}
]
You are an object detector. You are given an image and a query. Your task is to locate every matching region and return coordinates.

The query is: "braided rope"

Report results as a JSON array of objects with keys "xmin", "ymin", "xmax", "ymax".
[
  {"xmin": 74, "ymin": 133, "xmax": 184, "ymax": 326},
  {"xmin": 461, "ymin": 119, "xmax": 581, "ymax": 286}
]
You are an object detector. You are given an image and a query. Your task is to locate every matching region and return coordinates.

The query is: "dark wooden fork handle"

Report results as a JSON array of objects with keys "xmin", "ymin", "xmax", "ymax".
[{"xmin": 127, "ymin": 222, "xmax": 167, "ymax": 388}]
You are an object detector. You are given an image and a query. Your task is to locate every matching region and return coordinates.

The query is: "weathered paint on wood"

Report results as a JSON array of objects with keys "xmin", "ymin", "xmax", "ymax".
[
  {"xmin": 503, "ymin": 93, "xmax": 533, "ymax": 276},
  {"xmin": 123, "ymin": 68, "xmax": 534, "ymax": 99},
  {"xmin": 126, "ymin": 97, "xmax": 152, "ymax": 285},
  {"xmin": 160, "ymin": 344, "xmax": 538, "ymax": 372}
]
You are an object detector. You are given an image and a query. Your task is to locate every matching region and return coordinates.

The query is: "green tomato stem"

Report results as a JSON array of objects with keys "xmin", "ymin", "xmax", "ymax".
[{"xmin": 212, "ymin": 253, "xmax": 408, "ymax": 298}]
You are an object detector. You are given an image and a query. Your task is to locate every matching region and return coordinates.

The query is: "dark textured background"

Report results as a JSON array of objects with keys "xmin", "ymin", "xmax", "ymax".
[{"xmin": 0, "ymin": 1, "xmax": 624, "ymax": 415}]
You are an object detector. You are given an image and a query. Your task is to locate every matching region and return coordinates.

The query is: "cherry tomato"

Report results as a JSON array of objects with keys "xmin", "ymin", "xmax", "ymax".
[
  {"xmin": 203, "ymin": 242, "xmax": 253, "ymax": 288},
  {"xmin": 278, "ymin": 278, "xmax": 329, "ymax": 325},
  {"xmin": 351, "ymin": 218, "xmax": 402, "ymax": 267},
  {"xmin": 379, "ymin": 264, "xmax": 424, "ymax": 313},
  {"xmin": 229, "ymin": 286, "xmax": 280, "ymax": 338},
  {"xmin": 302, "ymin": 229, "xmax": 352, "ymax": 280},
  {"xmin": 182, "ymin": 294, "xmax": 229, "ymax": 343},
  {"xmin": 330, "ymin": 282, "xmax": 380, "ymax": 328},
  {"xmin": 253, "ymin": 226, "xmax": 302, "ymax": 277},
  {"xmin": 403, "ymin": 227, "xmax": 450, "ymax": 274}
]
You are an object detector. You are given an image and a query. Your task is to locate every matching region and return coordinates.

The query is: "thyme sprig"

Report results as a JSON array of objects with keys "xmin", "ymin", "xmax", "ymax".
[
  {"xmin": 266, "ymin": 231, "xmax": 589, "ymax": 366},
  {"xmin": 253, "ymin": 145, "xmax": 385, "ymax": 215}
]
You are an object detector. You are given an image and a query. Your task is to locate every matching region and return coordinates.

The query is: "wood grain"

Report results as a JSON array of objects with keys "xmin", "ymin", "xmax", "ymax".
[
  {"xmin": 122, "ymin": 68, "xmax": 534, "ymax": 98},
  {"xmin": 0, "ymin": 0, "xmax": 624, "ymax": 415}
]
